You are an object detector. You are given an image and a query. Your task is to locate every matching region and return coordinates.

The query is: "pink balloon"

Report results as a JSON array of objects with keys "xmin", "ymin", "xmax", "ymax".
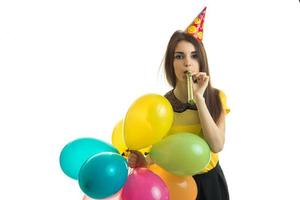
[
  {"xmin": 83, "ymin": 189, "xmax": 123, "ymax": 200},
  {"xmin": 121, "ymin": 168, "xmax": 169, "ymax": 200}
]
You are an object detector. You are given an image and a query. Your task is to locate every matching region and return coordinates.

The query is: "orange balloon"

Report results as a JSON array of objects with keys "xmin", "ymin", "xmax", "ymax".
[{"xmin": 149, "ymin": 164, "xmax": 198, "ymax": 200}]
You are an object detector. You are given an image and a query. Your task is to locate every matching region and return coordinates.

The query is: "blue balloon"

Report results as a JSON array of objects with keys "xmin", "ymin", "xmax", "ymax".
[
  {"xmin": 59, "ymin": 138, "xmax": 119, "ymax": 180},
  {"xmin": 78, "ymin": 152, "xmax": 128, "ymax": 199}
]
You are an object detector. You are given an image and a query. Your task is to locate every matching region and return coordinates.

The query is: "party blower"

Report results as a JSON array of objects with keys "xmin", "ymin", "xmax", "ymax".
[{"xmin": 186, "ymin": 71, "xmax": 195, "ymax": 105}]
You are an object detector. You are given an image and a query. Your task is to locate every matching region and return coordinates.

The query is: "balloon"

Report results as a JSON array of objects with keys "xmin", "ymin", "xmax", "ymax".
[
  {"xmin": 149, "ymin": 164, "xmax": 198, "ymax": 200},
  {"xmin": 112, "ymin": 120, "xmax": 151, "ymax": 157},
  {"xmin": 121, "ymin": 168, "xmax": 169, "ymax": 200},
  {"xmin": 79, "ymin": 152, "xmax": 128, "ymax": 199},
  {"xmin": 124, "ymin": 94, "xmax": 173, "ymax": 150},
  {"xmin": 60, "ymin": 138, "xmax": 119, "ymax": 180},
  {"xmin": 112, "ymin": 120, "xmax": 127, "ymax": 155},
  {"xmin": 150, "ymin": 133, "xmax": 211, "ymax": 176},
  {"xmin": 83, "ymin": 189, "xmax": 123, "ymax": 200}
]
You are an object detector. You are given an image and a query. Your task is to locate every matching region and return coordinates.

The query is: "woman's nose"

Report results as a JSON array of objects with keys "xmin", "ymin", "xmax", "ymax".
[{"xmin": 184, "ymin": 59, "xmax": 191, "ymax": 67}]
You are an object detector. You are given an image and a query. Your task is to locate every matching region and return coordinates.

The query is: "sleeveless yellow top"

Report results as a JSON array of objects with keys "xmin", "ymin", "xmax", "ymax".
[{"xmin": 164, "ymin": 90, "xmax": 230, "ymax": 173}]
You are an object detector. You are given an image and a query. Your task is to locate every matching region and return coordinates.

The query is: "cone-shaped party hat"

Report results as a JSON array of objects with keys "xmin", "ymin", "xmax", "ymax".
[{"xmin": 185, "ymin": 7, "xmax": 207, "ymax": 42}]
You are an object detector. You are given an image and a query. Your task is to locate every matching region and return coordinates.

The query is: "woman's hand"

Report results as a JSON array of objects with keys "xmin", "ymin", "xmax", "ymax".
[
  {"xmin": 192, "ymin": 72, "xmax": 209, "ymax": 99},
  {"xmin": 127, "ymin": 150, "xmax": 147, "ymax": 168}
]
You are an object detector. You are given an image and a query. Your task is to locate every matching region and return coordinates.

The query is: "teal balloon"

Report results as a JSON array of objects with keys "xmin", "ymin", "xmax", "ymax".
[
  {"xmin": 150, "ymin": 133, "xmax": 211, "ymax": 176},
  {"xmin": 59, "ymin": 138, "xmax": 119, "ymax": 180},
  {"xmin": 79, "ymin": 152, "xmax": 128, "ymax": 199}
]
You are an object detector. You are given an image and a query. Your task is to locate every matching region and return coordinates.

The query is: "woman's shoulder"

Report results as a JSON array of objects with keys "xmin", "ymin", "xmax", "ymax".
[
  {"xmin": 216, "ymin": 89, "xmax": 227, "ymax": 103},
  {"xmin": 164, "ymin": 90, "xmax": 173, "ymax": 98},
  {"xmin": 163, "ymin": 89, "xmax": 179, "ymax": 110},
  {"xmin": 215, "ymin": 89, "xmax": 230, "ymax": 114},
  {"xmin": 212, "ymin": 88, "xmax": 226, "ymax": 98}
]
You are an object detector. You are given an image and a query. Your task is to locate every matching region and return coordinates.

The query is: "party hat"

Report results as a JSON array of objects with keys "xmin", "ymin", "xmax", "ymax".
[{"xmin": 185, "ymin": 7, "xmax": 207, "ymax": 42}]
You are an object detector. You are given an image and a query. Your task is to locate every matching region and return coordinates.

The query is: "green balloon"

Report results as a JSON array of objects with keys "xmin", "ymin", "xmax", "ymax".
[{"xmin": 150, "ymin": 133, "xmax": 211, "ymax": 176}]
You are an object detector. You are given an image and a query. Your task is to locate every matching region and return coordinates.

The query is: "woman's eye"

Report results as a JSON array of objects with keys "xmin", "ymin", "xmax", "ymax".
[
  {"xmin": 191, "ymin": 54, "xmax": 198, "ymax": 59},
  {"xmin": 175, "ymin": 54, "xmax": 184, "ymax": 59}
]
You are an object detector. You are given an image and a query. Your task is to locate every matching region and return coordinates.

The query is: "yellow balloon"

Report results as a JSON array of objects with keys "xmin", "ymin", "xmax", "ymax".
[
  {"xmin": 124, "ymin": 94, "xmax": 174, "ymax": 150},
  {"xmin": 149, "ymin": 164, "xmax": 198, "ymax": 200},
  {"xmin": 111, "ymin": 120, "xmax": 151, "ymax": 156},
  {"xmin": 112, "ymin": 120, "xmax": 127, "ymax": 155}
]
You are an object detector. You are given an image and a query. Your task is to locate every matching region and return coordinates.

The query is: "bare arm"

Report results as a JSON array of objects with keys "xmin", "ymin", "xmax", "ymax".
[{"xmin": 195, "ymin": 96, "xmax": 226, "ymax": 153}]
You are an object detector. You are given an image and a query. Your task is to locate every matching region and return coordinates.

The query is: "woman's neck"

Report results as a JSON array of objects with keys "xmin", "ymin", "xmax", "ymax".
[{"xmin": 174, "ymin": 82, "xmax": 188, "ymax": 103}]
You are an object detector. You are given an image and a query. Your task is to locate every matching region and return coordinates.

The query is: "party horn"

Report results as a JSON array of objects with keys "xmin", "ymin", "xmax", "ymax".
[{"xmin": 186, "ymin": 71, "xmax": 195, "ymax": 104}]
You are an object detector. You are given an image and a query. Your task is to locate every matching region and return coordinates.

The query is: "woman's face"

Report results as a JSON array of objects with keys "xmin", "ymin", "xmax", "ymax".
[{"xmin": 173, "ymin": 40, "xmax": 200, "ymax": 84}]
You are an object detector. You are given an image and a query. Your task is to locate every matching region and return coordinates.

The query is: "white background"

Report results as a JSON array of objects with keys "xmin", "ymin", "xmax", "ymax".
[{"xmin": 1, "ymin": 0, "xmax": 300, "ymax": 199}]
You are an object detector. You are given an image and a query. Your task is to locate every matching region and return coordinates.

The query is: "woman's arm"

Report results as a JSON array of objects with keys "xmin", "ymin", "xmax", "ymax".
[{"xmin": 195, "ymin": 96, "xmax": 226, "ymax": 153}]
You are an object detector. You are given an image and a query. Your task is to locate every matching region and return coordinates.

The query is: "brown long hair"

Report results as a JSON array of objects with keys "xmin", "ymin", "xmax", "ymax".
[{"xmin": 164, "ymin": 30, "xmax": 223, "ymax": 122}]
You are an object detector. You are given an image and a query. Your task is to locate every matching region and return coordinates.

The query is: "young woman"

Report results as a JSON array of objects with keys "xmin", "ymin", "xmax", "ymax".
[{"xmin": 129, "ymin": 8, "xmax": 230, "ymax": 200}]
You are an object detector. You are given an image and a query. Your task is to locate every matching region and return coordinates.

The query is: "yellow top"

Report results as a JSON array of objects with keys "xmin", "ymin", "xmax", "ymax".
[{"xmin": 165, "ymin": 90, "xmax": 230, "ymax": 173}]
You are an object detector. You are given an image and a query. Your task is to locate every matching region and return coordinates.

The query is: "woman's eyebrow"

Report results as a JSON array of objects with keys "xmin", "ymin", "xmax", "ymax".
[{"xmin": 175, "ymin": 51, "xmax": 197, "ymax": 54}]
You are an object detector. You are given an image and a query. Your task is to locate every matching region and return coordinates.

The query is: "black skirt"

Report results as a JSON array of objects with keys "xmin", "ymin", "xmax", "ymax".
[{"xmin": 193, "ymin": 162, "xmax": 229, "ymax": 200}]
